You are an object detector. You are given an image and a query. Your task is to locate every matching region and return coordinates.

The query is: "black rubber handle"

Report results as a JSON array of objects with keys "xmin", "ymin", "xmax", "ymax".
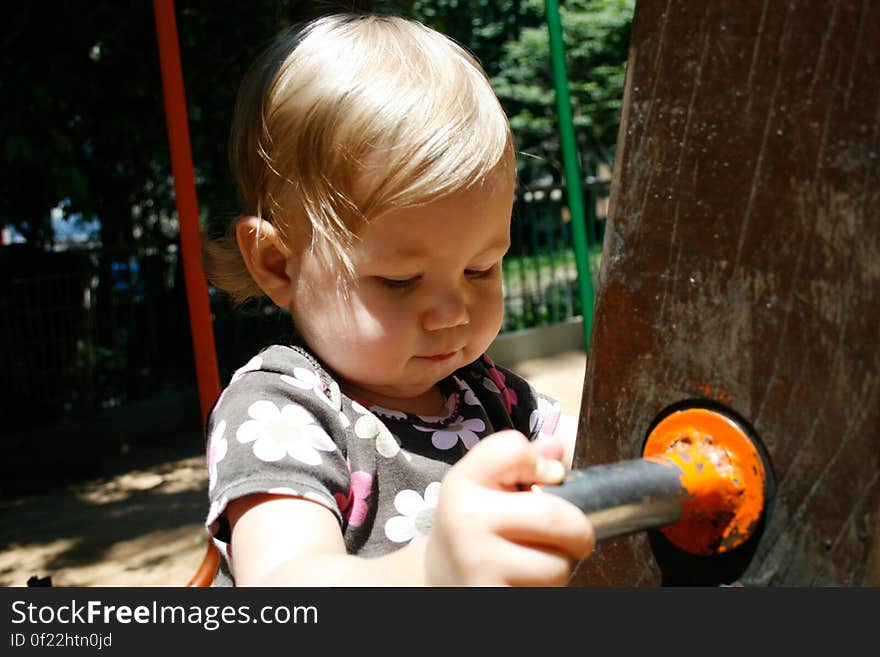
[{"xmin": 538, "ymin": 458, "xmax": 687, "ymax": 540}]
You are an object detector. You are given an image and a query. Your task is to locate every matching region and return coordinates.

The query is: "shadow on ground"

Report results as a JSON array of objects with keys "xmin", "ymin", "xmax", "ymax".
[{"xmin": 0, "ymin": 439, "xmax": 210, "ymax": 587}]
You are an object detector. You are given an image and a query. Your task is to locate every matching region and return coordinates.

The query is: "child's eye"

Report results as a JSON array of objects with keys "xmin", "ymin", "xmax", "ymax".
[
  {"xmin": 465, "ymin": 265, "xmax": 497, "ymax": 279},
  {"xmin": 377, "ymin": 276, "xmax": 420, "ymax": 289}
]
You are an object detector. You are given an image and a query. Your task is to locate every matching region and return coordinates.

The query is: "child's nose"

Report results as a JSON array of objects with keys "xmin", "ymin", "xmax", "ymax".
[{"xmin": 421, "ymin": 286, "xmax": 470, "ymax": 332}]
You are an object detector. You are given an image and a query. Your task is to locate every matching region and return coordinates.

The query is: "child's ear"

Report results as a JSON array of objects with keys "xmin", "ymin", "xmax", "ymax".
[{"xmin": 235, "ymin": 217, "xmax": 293, "ymax": 308}]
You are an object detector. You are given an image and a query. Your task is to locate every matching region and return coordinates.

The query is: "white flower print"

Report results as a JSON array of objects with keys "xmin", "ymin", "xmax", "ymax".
[
  {"xmin": 530, "ymin": 397, "xmax": 561, "ymax": 437},
  {"xmin": 232, "ymin": 356, "xmax": 263, "ymax": 383},
  {"xmin": 462, "ymin": 386, "xmax": 480, "ymax": 406},
  {"xmin": 280, "ymin": 366, "xmax": 322, "ymax": 391},
  {"xmin": 215, "ymin": 356, "xmax": 263, "ymax": 410},
  {"xmin": 450, "ymin": 377, "xmax": 480, "ymax": 406},
  {"xmin": 236, "ymin": 400, "xmax": 336, "ymax": 464},
  {"xmin": 415, "ymin": 416, "xmax": 485, "ymax": 450},
  {"xmin": 267, "ymin": 486, "xmax": 301, "ymax": 496},
  {"xmin": 281, "ymin": 369, "xmax": 351, "ymax": 429},
  {"xmin": 207, "ymin": 420, "xmax": 228, "ymax": 492},
  {"xmin": 353, "ymin": 408, "xmax": 400, "ymax": 458},
  {"xmin": 384, "ymin": 482, "xmax": 441, "ymax": 543}
]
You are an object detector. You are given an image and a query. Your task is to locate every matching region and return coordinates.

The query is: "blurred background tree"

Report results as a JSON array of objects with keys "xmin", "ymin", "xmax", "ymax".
[
  {"xmin": 490, "ymin": 0, "xmax": 634, "ymax": 184},
  {"xmin": 1, "ymin": 0, "xmax": 632, "ymax": 246}
]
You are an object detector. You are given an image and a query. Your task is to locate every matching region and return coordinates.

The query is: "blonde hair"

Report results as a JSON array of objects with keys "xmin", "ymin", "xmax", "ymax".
[{"xmin": 204, "ymin": 13, "xmax": 516, "ymax": 303}]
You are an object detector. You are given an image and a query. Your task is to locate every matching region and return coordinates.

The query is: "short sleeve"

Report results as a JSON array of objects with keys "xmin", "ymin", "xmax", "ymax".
[{"xmin": 204, "ymin": 347, "xmax": 352, "ymax": 542}]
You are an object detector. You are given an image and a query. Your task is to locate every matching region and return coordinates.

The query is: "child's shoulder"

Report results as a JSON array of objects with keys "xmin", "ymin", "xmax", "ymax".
[
  {"xmin": 264, "ymin": 343, "xmax": 329, "ymax": 372},
  {"xmin": 227, "ymin": 344, "xmax": 333, "ymax": 383},
  {"xmin": 212, "ymin": 343, "xmax": 343, "ymax": 419}
]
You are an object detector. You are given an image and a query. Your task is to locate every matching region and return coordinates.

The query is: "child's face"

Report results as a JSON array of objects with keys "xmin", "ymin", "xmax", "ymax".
[{"xmin": 288, "ymin": 171, "xmax": 514, "ymax": 414}]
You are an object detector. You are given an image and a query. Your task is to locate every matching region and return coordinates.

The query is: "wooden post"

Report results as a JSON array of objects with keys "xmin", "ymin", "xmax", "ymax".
[{"xmin": 572, "ymin": 0, "xmax": 880, "ymax": 586}]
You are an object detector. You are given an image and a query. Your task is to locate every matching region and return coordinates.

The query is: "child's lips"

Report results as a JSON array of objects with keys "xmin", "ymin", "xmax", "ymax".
[{"xmin": 416, "ymin": 351, "xmax": 458, "ymax": 362}]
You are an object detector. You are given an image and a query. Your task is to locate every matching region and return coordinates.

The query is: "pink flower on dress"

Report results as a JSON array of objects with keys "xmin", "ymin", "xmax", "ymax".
[
  {"xmin": 334, "ymin": 470, "xmax": 373, "ymax": 528},
  {"xmin": 482, "ymin": 355, "xmax": 519, "ymax": 413}
]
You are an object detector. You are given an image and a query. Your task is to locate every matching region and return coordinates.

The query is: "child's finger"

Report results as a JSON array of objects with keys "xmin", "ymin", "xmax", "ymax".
[
  {"xmin": 534, "ymin": 455, "xmax": 566, "ymax": 485},
  {"xmin": 530, "ymin": 433, "xmax": 565, "ymax": 462},
  {"xmin": 530, "ymin": 434, "xmax": 566, "ymax": 484},
  {"xmin": 451, "ymin": 430, "xmax": 546, "ymax": 489},
  {"xmin": 487, "ymin": 488, "xmax": 595, "ymax": 560},
  {"xmin": 461, "ymin": 538, "xmax": 579, "ymax": 587}
]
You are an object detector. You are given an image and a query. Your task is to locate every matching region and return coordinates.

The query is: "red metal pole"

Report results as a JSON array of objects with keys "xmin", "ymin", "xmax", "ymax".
[{"xmin": 152, "ymin": 0, "xmax": 221, "ymax": 424}]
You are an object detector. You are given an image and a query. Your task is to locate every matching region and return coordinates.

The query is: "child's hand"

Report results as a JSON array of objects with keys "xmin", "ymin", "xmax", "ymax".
[{"xmin": 424, "ymin": 430, "xmax": 595, "ymax": 586}]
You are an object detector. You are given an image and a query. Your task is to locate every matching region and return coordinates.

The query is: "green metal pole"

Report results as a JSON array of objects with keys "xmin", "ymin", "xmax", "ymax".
[{"xmin": 544, "ymin": 0, "xmax": 594, "ymax": 350}]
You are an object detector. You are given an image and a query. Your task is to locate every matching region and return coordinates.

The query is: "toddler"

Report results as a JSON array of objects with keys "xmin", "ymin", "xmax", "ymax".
[{"xmin": 203, "ymin": 12, "xmax": 594, "ymax": 586}]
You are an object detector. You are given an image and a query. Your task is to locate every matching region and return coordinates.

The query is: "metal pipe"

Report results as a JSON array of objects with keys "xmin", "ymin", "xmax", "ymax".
[
  {"xmin": 544, "ymin": 0, "xmax": 595, "ymax": 350},
  {"xmin": 538, "ymin": 459, "xmax": 684, "ymax": 541},
  {"xmin": 152, "ymin": 0, "xmax": 221, "ymax": 424}
]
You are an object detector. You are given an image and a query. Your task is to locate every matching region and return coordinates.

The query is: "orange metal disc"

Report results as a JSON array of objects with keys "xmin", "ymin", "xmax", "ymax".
[{"xmin": 643, "ymin": 407, "xmax": 766, "ymax": 555}]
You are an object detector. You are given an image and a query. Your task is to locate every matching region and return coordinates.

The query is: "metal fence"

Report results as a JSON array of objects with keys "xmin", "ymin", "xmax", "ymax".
[
  {"xmin": 0, "ymin": 243, "xmax": 192, "ymax": 425},
  {"xmin": 503, "ymin": 180, "xmax": 609, "ymax": 331}
]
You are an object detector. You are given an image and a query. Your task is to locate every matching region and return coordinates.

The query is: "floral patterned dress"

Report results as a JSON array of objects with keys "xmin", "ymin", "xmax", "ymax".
[{"xmin": 205, "ymin": 344, "xmax": 562, "ymax": 585}]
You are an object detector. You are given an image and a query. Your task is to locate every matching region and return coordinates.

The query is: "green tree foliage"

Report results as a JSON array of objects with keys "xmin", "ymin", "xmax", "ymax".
[
  {"xmin": 1, "ymin": 3, "xmax": 166, "ymax": 248},
  {"xmin": 1, "ymin": 1, "xmax": 631, "ymax": 246},
  {"xmin": 374, "ymin": 0, "xmax": 527, "ymax": 78},
  {"xmin": 0, "ymin": 2, "xmax": 291, "ymax": 249},
  {"xmin": 490, "ymin": 0, "xmax": 634, "ymax": 185}
]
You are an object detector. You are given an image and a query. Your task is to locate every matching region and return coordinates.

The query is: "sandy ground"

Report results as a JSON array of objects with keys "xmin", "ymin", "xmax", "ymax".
[
  {"xmin": 0, "ymin": 446, "xmax": 212, "ymax": 587},
  {"xmin": 0, "ymin": 351, "xmax": 587, "ymax": 588}
]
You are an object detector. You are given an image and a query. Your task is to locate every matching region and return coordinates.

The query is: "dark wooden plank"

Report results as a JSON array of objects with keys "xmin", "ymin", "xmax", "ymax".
[{"xmin": 571, "ymin": 0, "xmax": 880, "ymax": 586}]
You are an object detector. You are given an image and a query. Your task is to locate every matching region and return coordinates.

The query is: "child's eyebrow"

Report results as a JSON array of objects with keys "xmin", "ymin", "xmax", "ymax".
[
  {"xmin": 385, "ymin": 237, "xmax": 511, "ymax": 261},
  {"xmin": 477, "ymin": 237, "xmax": 512, "ymax": 255}
]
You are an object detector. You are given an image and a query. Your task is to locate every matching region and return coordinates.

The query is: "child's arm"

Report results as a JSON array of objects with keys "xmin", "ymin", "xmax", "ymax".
[
  {"xmin": 227, "ymin": 431, "xmax": 594, "ymax": 586},
  {"xmin": 227, "ymin": 492, "xmax": 430, "ymax": 585}
]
